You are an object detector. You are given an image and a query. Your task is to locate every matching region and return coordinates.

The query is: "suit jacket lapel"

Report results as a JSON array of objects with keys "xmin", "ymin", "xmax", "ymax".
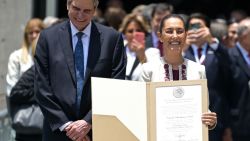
[
  {"xmin": 59, "ymin": 21, "xmax": 76, "ymax": 85},
  {"xmin": 185, "ymin": 47, "xmax": 196, "ymax": 62},
  {"xmin": 234, "ymin": 47, "xmax": 250, "ymax": 77},
  {"xmin": 204, "ymin": 46, "xmax": 215, "ymax": 68},
  {"xmin": 145, "ymin": 34, "xmax": 153, "ymax": 48},
  {"xmin": 83, "ymin": 22, "xmax": 102, "ymax": 86}
]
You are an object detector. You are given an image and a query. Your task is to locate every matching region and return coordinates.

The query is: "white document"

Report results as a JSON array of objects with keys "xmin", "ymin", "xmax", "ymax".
[{"xmin": 155, "ymin": 85, "xmax": 203, "ymax": 141}]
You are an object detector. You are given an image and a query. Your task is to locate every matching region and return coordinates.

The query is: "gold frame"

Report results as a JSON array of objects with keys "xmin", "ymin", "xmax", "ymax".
[{"xmin": 147, "ymin": 80, "xmax": 208, "ymax": 141}]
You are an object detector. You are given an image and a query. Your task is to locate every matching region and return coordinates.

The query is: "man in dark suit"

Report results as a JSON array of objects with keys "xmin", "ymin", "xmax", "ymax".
[
  {"xmin": 145, "ymin": 3, "xmax": 173, "ymax": 55},
  {"xmin": 34, "ymin": 0, "xmax": 126, "ymax": 140},
  {"xmin": 184, "ymin": 13, "xmax": 232, "ymax": 141},
  {"xmin": 228, "ymin": 17, "xmax": 250, "ymax": 141}
]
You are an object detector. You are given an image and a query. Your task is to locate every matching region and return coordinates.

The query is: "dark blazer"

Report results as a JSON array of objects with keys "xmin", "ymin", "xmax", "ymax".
[
  {"xmin": 145, "ymin": 32, "xmax": 154, "ymax": 48},
  {"xmin": 228, "ymin": 46, "xmax": 250, "ymax": 137},
  {"xmin": 34, "ymin": 20, "xmax": 126, "ymax": 140},
  {"xmin": 10, "ymin": 66, "xmax": 36, "ymax": 105},
  {"xmin": 185, "ymin": 44, "xmax": 232, "ymax": 141},
  {"xmin": 9, "ymin": 66, "xmax": 42, "ymax": 141}
]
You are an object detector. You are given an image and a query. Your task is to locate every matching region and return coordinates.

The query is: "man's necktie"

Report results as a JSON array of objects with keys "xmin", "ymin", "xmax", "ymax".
[
  {"xmin": 157, "ymin": 40, "xmax": 163, "ymax": 56},
  {"xmin": 74, "ymin": 32, "xmax": 84, "ymax": 114},
  {"xmin": 198, "ymin": 48, "xmax": 202, "ymax": 59}
]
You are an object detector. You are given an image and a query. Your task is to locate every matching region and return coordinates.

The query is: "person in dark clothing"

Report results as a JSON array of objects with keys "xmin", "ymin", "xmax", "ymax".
[
  {"xmin": 228, "ymin": 17, "xmax": 250, "ymax": 141},
  {"xmin": 184, "ymin": 13, "xmax": 232, "ymax": 141},
  {"xmin": 9, "ymin": 66, "xmax": 43, "ymax": 141}
]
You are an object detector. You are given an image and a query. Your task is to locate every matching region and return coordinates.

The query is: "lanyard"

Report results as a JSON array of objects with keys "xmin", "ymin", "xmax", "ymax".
[{"xmin": 194, "ymin": 45, "xmax": 208, "ymax": 64}]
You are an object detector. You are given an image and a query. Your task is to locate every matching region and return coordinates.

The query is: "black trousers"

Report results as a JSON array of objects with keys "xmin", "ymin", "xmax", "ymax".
[
  {"xmin": 16, "ymin": 133, "xmax": 42, "ymax": 141},
  {"xmin": 233, "ymin": 135, "xmax": 250, "ymax": 141}
]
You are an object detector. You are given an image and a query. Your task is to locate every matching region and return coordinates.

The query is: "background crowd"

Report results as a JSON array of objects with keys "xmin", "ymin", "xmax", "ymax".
[{"xmin": 5, "ymin": 1, "xmax": 250, "ymax": 141}]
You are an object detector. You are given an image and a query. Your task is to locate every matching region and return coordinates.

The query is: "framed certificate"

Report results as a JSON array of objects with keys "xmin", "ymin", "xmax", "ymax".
[
  {"xmin": 92, "ymin": 78, "xmax": 208, "ymax": 141},
  {"xmin": 147, "ymin": 80, "xmax": 208, "ymax": 141}
]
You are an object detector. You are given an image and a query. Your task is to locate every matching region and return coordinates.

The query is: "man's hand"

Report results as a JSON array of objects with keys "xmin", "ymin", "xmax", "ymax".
[
  {"xmin": 186, "ymin": 29, "xmax": 199, "ymax": 45},
  {"xmin": 65, "ymin": 120, "xmax": 91, "ymax": 141},
  {"xmin": 186, "ymin": 27, "xmax": 212, "ymax": 45},
  {"xmin": 197, "ymin": 27, "xmax": 212, "ymax": 43}
]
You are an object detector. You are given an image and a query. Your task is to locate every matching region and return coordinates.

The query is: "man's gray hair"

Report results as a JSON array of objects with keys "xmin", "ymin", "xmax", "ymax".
[
  {"xmin": 67, "ymin": 0, "xmax": 99, "ymax": 8},
  {"xmin": 237, "ymin": 17, "xmax": 250, "ymax": 36},
  {"xmin": 210, "ymin": 19, "xmax": 228, "ymax": 41}
]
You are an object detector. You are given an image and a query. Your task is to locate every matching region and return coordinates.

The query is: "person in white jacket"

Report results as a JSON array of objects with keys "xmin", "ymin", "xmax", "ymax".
[
  {"xmin": 119, "ymin": 13, "xmax": 159, "ymax": 81},
  {"xmin": 6, "ymin": 18, "xmax": 44, "ymax": 96}
]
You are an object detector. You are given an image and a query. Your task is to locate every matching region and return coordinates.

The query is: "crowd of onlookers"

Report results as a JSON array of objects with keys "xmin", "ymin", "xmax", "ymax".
[{"xmin": 5, "ymin": 1, "xmax": 250, "ymax": 141}]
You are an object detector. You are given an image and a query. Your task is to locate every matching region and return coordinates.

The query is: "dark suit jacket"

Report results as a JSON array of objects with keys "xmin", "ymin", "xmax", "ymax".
[
  {"xmin": 34, "ymin": 20, "xmax": 126, "ymax": 140},
  {"xmin": 9, "ymin": 66, "xmax": 43, "ymax": 140},
  {"xmin": 185, "ymin": 44, "xmax": 232, "ymax": 140},
  {"xmin": 10, "ymin": 66, "xmax": 35, "ymax": 105},
  {"xmin": 145, "ymin": 32, "xmax": 154, "ymax": 48},
  {"xmin": 228, "ymin": 46, "xmax": 250, "ymax": 137}
]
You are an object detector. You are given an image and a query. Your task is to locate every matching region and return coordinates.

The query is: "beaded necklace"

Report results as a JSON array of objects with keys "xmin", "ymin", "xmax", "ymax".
[{"xmin": 164, "ymin": 60, "xmax": 187, "ymax": 81}]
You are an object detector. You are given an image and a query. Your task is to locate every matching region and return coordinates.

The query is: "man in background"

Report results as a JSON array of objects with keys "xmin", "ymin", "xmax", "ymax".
[
  {"xmin": 228, "ymin": 17, "xmax": 250, "ymax": 141},
  {"xmin": 184, "ymin": 13, "xmax": 232, "ymax": 141},
  {"xmin": 145, "ymin": 3, "xmax": 173, "ymax": 56}
]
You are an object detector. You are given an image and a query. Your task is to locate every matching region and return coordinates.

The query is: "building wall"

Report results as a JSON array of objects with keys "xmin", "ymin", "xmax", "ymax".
[{"xmin": 0, "ymin": 0, "xmax": 32, "ymax": 96}]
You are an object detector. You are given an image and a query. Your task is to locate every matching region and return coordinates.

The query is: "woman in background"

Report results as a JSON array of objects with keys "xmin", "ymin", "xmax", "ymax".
[
  {"xmin": 6, "ymin": 18, "xmax": 44, "ymax": 141},
  {"xmin": 6, "ymin": 18, "xmax": 44, "ymax": 96},
  {"xmin": 119, "ymin": 13, "xmax": 159, "ymax": 80}
]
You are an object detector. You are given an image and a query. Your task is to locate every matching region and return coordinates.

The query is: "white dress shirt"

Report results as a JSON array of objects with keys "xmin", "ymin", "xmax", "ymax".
[
  {"xmin": 191, "ymin": 43, "xmax": 208, "ymax": 64},
  {"xmin": 70, "ymin": 21, "xmax": 92, "ymax": 77}
]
